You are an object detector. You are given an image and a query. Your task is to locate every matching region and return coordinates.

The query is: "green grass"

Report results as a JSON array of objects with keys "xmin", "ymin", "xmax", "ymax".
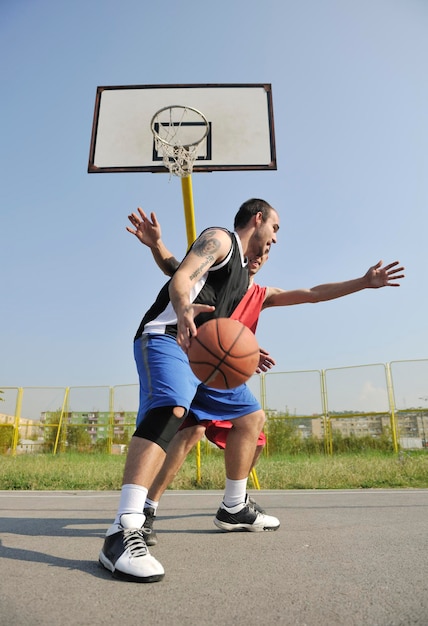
[{"xmin": 1, "ymin": 450, "xmax": 427, "ymax": 490}]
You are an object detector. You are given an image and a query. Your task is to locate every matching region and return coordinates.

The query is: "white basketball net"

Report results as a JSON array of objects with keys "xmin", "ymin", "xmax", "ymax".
[{"xmin": 151, "ymin": 105, "xmax": 209, "ymax": 178}]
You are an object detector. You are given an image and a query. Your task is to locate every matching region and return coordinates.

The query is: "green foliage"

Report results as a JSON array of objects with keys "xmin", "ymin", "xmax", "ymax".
[
  {"xmin": 266, "ymin": 418, "xmax": 325, "ymax": 455},
  {"xmin": 42, "ymin": 409, "xmax": 66, "ymax": 452},
  {"xmin": 0, "ymin": 450, "xmax": 427, "ymax": 490},
  {"xmin": 331, "ymin": 430, "xmax": 393, "ymax": 453},
  {"xmin": 113, "ymin": 429, "xmax": 130, "ymax": 445},
  {"xmin": 265, "ymin": 417, "xmax": 394, "ymax": 455},
  {"xmin": 93, "ymin": 438, "xmax": 110, "ymax": 453},
  {"xmin": 0, "ymin": 425, "xmax": 14, "ymax": 453},
  {"xmin": 66, "ymin": 425, "xmax": 92, "ymax": 452},
  {"xmin": 0, "ymin": 452, "xmax": 125, "ymax": 490}
]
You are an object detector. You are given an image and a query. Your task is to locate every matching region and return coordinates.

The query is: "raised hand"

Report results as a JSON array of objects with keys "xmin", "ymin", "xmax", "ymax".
[
  {"xmin": 365, "ymin": 261, "xmax": 405, "ymax": 288},
  {"xmin": 126, "ymin": 208, "xmax": 161, "ymax": 248}
]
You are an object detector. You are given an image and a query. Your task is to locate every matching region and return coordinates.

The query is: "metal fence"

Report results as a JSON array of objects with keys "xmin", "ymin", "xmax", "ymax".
[{"xmin": 1, "ymin": 359, "xmax": 428, "ymax": 457}]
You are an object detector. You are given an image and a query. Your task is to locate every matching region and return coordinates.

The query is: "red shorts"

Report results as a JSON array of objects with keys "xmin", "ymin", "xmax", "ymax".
[{"xmin": 179, "ymin": 413, "xmax": 266, "ymax": 450}]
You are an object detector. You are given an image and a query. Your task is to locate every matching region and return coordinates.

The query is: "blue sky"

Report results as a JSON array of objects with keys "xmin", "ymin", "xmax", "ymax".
[{"xmin": 1, "ymin": 0, "xmax": 427, "ymax": 389}]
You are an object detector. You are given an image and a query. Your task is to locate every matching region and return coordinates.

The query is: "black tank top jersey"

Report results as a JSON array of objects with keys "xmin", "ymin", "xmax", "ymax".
[{"xmin": 134, "ymin": 229, "xmax": 249, "ymax": 341}]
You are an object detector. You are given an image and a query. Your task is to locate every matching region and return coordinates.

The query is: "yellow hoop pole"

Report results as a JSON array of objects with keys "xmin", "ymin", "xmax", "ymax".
[
  {"xmin": 181, "ymin": 174, "xmax": 202, "ymax": 481},
  {"xmin": 181, "ymin": 175, "xmax": 197, "ymax": 245}
]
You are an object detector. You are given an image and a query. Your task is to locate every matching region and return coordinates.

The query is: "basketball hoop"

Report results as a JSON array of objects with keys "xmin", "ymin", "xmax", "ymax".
[{"xmin": 150, "ymin": 105, "xmax": 209, "ymax": 177}]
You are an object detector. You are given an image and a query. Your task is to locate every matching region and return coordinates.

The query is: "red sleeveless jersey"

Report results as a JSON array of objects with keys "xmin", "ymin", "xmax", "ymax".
[{"xmin": 230, "ymin": 283, "xmax": 266, "ymax": 333}]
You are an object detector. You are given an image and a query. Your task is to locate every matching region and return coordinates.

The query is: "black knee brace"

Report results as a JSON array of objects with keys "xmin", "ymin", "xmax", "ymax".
[{"xmin": 133, "ymin": 406, "xmax": 187, "ymax": 452}]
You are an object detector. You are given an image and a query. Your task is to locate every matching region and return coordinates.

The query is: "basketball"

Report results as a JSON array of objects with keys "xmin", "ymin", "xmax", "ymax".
[{"xmin": 188, "ymin": 318, "xmax": 260, "ymax": 389}]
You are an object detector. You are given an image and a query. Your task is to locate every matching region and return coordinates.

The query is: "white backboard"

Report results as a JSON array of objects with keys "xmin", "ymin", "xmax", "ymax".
[{"xmin": 88, "ymin": 83, "xmax": 276, "ymax": 173}]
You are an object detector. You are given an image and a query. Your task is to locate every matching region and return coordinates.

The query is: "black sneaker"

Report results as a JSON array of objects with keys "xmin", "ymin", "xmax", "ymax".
[
  {"xmin": 246, "ymin": 493, "xmax": 266, "ymax": 514},
  {"xmin": 214, "ymin": 503, "xmax": 280, "ymax": 532},
  {"xmin": 99, "ymin": 513, "xmax": 164, "ymax": 583},
  {"xmin": 142, "ymin": 507, "xmax": 158, "ymax": 546}
]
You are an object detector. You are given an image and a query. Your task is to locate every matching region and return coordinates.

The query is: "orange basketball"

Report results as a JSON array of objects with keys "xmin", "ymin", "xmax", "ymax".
[{"xmin": 188, "ymin": 318, "xmax": 260, "ymax": 389}]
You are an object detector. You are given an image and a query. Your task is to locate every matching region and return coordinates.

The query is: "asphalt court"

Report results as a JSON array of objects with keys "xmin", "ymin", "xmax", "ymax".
[{"xmin": 0, "ymin": 489, "xmax": 427, "ymax": 626}]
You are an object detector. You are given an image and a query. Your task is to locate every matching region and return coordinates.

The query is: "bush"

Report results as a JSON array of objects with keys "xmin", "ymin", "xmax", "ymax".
[
  {"xmin": 0, "ymin": 425, "xmax": 14, "ymax": 454},
  {"xmin": 331, "ymin": 430, "xmax": 393, "ymax": 453},
  {"xmin": 266, "ymin": 418, "xmax": 325, "ymax": 455},
  {"xmin": 265, "ymin": 417, "xmax": 393, "ymax": 455}
]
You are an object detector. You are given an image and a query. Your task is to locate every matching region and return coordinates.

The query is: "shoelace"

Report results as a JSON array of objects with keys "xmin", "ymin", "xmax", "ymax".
[
  {"xmin": 247, "ymin": 496, "xmax": 265, "ymax": 514},
  {"xmin": 122, "ymin": 528, "xmax": 148, "ymax": 557}
]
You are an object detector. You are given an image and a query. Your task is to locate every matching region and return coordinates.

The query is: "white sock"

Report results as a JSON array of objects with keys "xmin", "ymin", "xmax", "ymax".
[
  {"xmin": 114, "ymin": 484, "xmax": 148, "ymax": 525},
  {"xmin": 144, "ymin": 498, "xmax": 159, "ymax": 514},
  {"xmin": 223, "ymin": 477, "xmax": 248, "ymax": 509}
]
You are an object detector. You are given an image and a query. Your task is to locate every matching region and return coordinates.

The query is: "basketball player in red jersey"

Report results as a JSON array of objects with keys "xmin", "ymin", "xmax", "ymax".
[{"xmin": 127, "ymin": 209, "xmax": 404, "ymax": 545}]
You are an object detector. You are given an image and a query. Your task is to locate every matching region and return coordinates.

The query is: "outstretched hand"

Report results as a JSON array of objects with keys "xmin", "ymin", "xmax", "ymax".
[
  {"xmin": 126, "ymin": 208, "xmax": 161, "ymax": 248},
  {"xmin": 365, "ymin": 260, "xmax": 405, "ymax": 288},
  {"xmin": 256, "ymin": 348, "xmax": 276, "ymax": 374}
]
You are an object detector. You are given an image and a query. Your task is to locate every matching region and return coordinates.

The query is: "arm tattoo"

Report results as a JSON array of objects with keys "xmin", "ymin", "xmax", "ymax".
[
  {"xmin": 188, "ymin": 229, "xmax": 223, "ymax": 280},
  {"xmin": 191, "ymin": 230, "xmax": 221, "ymax": 257},
  {"xmin": 189, "ymin": 256, "xmax": 214, "ymax": 280}
]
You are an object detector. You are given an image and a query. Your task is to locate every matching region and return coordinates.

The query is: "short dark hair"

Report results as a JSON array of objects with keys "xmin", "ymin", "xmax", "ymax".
[{"xmin": 233, "ymin": 198, "xmax": 274, "ymax": 230}]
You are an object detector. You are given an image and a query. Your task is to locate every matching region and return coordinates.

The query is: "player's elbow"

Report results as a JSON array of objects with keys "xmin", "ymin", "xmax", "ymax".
[{"xmin": 307, "ymin": 291, "xmax": 321, "ymax": 303}]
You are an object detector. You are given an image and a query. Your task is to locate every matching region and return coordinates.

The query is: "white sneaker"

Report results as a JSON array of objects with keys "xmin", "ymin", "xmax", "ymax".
[
  {"xmin": 99, "ymin": 513, "xmax": 164, "ymax": 583},
  {"xmin": 214, "ymin": 502, "xmax": 280, "ymax": 532}
]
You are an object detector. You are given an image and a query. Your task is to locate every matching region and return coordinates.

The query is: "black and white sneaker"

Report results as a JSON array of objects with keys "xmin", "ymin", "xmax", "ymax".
[
  {"xmin": 246, "ymin": 493, "xmax": 266, "ymax": 514},
  {"xmin": 99, "ymin": 513, "xmax": 164, "ymax": 583},
  {"xmin": 214, "ymin": 502, "xmax": 280, "ymax": 532},
  {"xmin": 142, "ymin": 507, "xmax": 158, "ymax": 546}
]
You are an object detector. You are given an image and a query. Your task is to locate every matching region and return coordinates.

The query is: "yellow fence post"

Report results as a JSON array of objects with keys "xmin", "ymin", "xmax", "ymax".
[
  {"xmin": 320, "ymin": 370, "xmax": 331, "ymax": 455},
  {"xmin": 250, "ymin": 468, "xmax": 261, "ymax": 489},
  {"xmin": 108, "ymin": 386, "xmax": 114, "ymax": 454},
  {"xmin": 195, "ymin": 440, "xmax": 202, "ymax": 483},
  {"xmin": 385, "ymin": 363, "xmax": 399, "ymax": 453},
  {"xmin": 260, "ymin": 374, "xmax": 269, "ymax": 456},
  {"xmin": 53, "ymin": 387, "xmax": 69, "ymax": 455},
  {"xmin": 11, "ymin": 387, "xmax": 23, "ymax": 456},
  {"xmin": 248, "ymin": 374, "xmax": 265, "ymax": 490}
]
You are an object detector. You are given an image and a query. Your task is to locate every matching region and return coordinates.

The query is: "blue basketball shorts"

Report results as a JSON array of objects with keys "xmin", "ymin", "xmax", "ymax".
[
  {"xmin": 190, "ymin": 383, "xmax": 261, "ymax": 422},
  {"xmin": 134, "ymin": 334, "xmax": 200, "ymax": 427}
]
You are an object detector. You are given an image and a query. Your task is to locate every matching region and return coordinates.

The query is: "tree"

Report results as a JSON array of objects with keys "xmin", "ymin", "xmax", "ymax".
[
  {"xmin": 43, "ymin": 409, "xmax": 66, "ymax": 452},
  {"xmin": 67, "ymin": 425, "xmax": 92, "ymax": 452}
]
